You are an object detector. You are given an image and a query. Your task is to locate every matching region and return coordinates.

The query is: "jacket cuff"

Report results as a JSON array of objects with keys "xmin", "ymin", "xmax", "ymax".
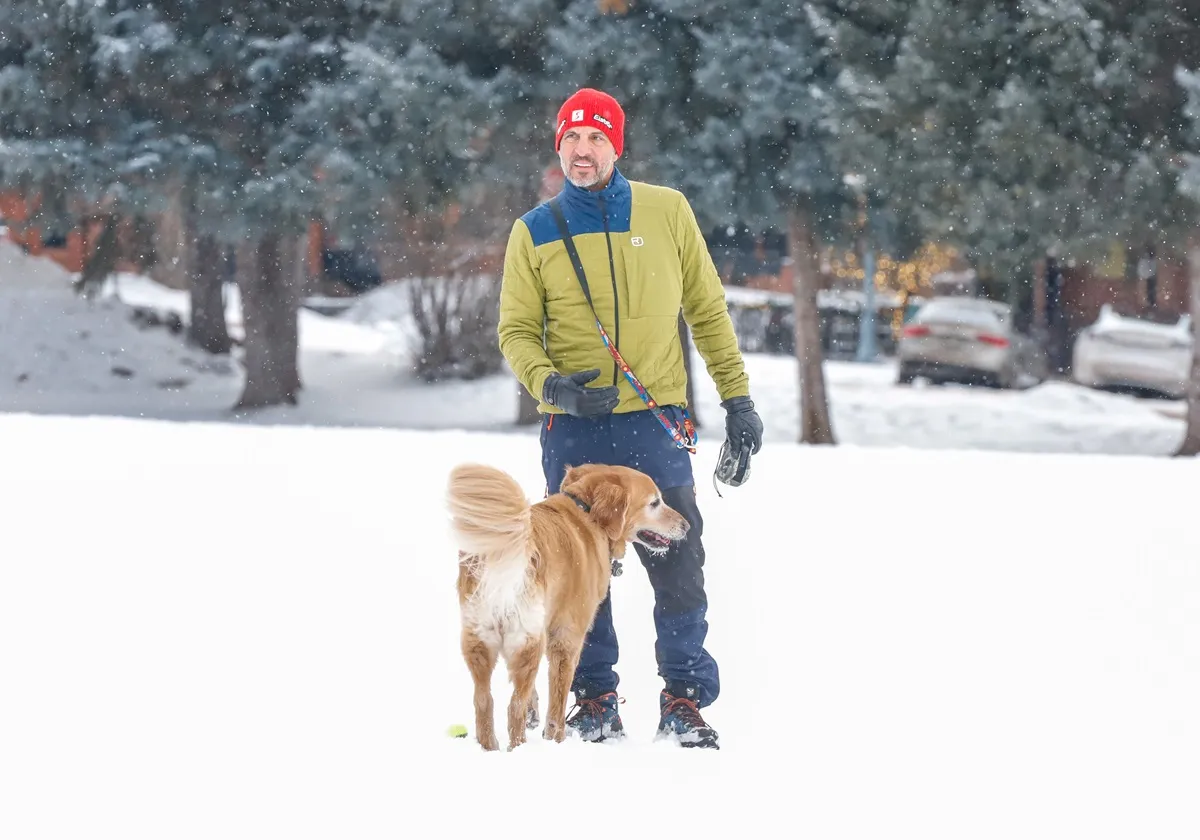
[
  {"xmin": 534, "ymin": 368, "xmax": 559, "ymax": 405},
  {"xmin": 720, "ymin": 395, "xmax": 754, "ymax": 412}
]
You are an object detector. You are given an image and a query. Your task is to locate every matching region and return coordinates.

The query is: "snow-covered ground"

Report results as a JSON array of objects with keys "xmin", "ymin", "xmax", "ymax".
[
  {"xmin": 3, "ymin": 242, "xmax": 1199, "ymax": 839},
  {"xmin": 2, "ymin": 414, "xmax": 1198, "ymax": 840},
  {"xmin": 0, "ymin": 237, "xmax": 1189, "ymax": 454}
]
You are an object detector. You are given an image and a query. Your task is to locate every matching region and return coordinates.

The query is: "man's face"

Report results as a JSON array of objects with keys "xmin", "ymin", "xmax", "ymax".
[{"xmin": 558, "ymin": 127, "xmax": 618, "ymax": 190}]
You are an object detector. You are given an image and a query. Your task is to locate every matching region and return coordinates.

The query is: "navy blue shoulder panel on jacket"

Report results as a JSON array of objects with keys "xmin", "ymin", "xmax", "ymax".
[{"xmin": 522, "ymin": 169, "xmax": 634, "ymax": 247}]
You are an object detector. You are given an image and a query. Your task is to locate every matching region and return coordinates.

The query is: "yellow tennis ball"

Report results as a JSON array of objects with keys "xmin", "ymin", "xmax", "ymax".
[{"xmin": 447, "ymin": 723, "xmax": 468, "ymax": 738}]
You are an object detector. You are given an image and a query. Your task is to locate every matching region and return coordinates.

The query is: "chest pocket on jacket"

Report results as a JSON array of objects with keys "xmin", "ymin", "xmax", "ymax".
[{"xmin": 620, "ymin": 238, "xmax": 683, "ymax": 318}]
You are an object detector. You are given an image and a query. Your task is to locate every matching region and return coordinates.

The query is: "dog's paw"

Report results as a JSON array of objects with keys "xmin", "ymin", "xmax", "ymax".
[
  {"xmin": 542, "ymin": 721, "xmax": 565, "ymax": 743},
  {"xmin": 478, "ymin": 735, "xmax": 500, "ymax": 752}
]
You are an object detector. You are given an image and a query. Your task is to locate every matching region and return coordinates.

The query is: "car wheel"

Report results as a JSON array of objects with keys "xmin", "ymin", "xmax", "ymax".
[{"xmin": 897, "ymin": 364, "xmax": 916, "ymax": 385}]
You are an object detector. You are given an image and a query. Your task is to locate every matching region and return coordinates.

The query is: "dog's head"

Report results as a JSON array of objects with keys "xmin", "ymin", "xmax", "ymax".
[{"xmin": 559, "ymin": 464, "xmax": 689, "ymax": 558}]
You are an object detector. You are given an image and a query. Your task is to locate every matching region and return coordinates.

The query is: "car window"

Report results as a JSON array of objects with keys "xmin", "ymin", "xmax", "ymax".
[{"xmin": 915, "ymin": 300, "xmax": 1008, "ymax": 329}]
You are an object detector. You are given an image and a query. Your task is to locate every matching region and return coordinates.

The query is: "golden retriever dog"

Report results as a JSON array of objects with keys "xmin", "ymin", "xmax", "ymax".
[{"xmin": 446, "ymin": 462, "xmax": 689, "ymax": 751}]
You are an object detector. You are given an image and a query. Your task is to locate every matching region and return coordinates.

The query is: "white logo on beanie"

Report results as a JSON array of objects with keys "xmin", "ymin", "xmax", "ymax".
[
  {"xmin": 593, "ymin": 114, "xmax": 613, "ymax": 129},
  {"xmin": 571, "ymin": 109, "xmax": 584, "ymax": 122}
]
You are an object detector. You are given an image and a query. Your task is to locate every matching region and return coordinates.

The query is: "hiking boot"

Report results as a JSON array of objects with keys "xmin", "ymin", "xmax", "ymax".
[
  {"xmin": 565, "ymin": 688, "xmax": 625, "ymax": 742},
  {"xmin": 656, "ymin": 683, "xmax": 719, "ymax": 749}
]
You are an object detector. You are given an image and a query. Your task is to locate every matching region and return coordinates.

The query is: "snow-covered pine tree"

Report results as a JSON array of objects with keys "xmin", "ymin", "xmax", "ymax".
[
  {"xmin": 301, "ymin": 1, "xmax": 557, "ymax": 384},
  {"xmin": 0, "ymin": 0, "xmax": 170, "ymax": 288},
  {"xmin": 2, "ymin": 2, "xmax": 376, "ymax": 409},
  {"xmin": 140, "ymin": 1, "xmax": 368, "ymax": 409},
  {"xmin": 836, "ymin": 0, "xmax": 1197, "ymax": 325},
  {"xmin": 1, "ymin": 2, "xmax": 200, "ymax": 349},
  {"xmin": 814, "ymin": 0, "xmax": 926, "ymax": 260}
]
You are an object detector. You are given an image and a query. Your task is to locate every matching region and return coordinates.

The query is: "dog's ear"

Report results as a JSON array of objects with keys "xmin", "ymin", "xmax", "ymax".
[
  {"xmin": 589, "ymin": 481, "xmax": 629, "ymax": 544},
  {"xmin": 560, "ymin": 464, "xmax": 600, "ymax": 496},
  {"xmin": 560, "ymin": 468, "xmax": 628, "ymax": 542},
  {"xmin": 559, "ymin": 464, "xmax": 579, "ymax": 493}
]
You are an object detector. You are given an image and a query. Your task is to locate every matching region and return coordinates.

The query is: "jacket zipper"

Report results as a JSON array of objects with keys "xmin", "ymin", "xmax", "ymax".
[{"xmin": 599, "ymin": 195, "xmax": 620, "ymax": 387}]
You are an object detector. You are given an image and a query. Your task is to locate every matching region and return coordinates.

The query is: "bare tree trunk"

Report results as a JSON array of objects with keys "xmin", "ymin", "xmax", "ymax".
[
  {"xmin": 188, "ymin": 234, "xmax": 232, "ymax": 355},
  {"xmin": 1175, "ymin": 241, "xmax": 1200, "ymax": 456},
  {"xmin": 235, "ymin": 231, "xmax": 303, "ymax": 410},
  {"xmin": 789, "ymin": 207, "xmax": 836, "ymax": 445},
  {"xmin": 155, "ymin": 183, "xmax": 229, "ymax": 353},
  {"xmin": 679, "ymin": 313, "xmax": 700, "ymax": 427},
  {"xmin": 74, "ymin": 214, "xmax": 120, "ymax": 298},
  {"xmin": 151, "ymin": 183, "xmax": 189, "ymax": 291}
]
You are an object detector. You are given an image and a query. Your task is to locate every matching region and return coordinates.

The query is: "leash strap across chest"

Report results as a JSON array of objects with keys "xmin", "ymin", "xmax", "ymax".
[{"xmin": 547, "ymin": 197, "xmax": 697, "ymax": 454}]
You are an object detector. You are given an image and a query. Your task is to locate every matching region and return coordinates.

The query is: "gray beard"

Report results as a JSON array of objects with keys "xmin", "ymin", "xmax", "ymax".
[{"xmin": 565, "ymin": 161, "xmax": 610, "ymax": 189}]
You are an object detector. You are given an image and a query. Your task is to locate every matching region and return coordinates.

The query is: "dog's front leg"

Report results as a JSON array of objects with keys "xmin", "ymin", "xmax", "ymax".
[{"xmin": 462, "ymin": 630, "xmax": 500, "ymax": 751}]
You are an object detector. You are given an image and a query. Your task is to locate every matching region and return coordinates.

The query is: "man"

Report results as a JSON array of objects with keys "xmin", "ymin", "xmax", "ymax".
[{"xmin": 497, "ymin": 87, "xmax": 763, "ymax": 750}]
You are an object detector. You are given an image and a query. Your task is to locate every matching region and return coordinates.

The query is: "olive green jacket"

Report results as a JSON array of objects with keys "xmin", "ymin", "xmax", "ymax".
[{"xmin": 498, "ymin": 169, "xmax": 750, "ymax": 414}]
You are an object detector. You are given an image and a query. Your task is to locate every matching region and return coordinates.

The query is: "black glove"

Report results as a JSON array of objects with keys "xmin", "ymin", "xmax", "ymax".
[
  {"xmin": 714, "ymin": 396, "xmax": 763, "ymax": 488},
  {"xmin": 721, "ymin": 396, "xmax": 763, "ymax": 454},
  {"xmin": 542, "ymin": 369, "xmax": 620, "ymax": 417}
]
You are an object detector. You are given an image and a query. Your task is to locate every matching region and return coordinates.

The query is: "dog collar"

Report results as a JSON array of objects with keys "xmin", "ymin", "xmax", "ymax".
[
  {"xmin": 563, "ymin": 491, "xmax": 591, "ymax": 513},
  {"xmin": 562, "ymin": 491, "xmax": 622, "ymax": 576}
]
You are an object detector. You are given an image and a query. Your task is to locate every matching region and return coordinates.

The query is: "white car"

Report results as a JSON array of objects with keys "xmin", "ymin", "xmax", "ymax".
[
  {"xmin": 897, "ymin": 297, "xmax": 1047, "ymax": 388},
  {"xmin": 1071, "ymin": 305, "xmax": 1192, "ymax": 399}
]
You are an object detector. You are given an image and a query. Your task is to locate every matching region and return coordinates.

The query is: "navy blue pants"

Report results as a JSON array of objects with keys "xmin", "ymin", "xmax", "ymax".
[{"xmin": 540, "ymin": 406, "xmax": 720, "ymax": 708}]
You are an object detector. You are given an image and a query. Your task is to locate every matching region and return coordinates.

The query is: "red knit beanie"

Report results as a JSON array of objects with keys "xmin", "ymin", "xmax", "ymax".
[{"xmin": 555, "ymin": 88, "xmax": 625, "ymax": 157}]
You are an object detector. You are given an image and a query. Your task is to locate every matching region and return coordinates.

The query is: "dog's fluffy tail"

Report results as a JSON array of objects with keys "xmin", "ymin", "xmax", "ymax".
[{"xmin": 447, "ymin": 463, "xmax": 534, "ymax": 590}]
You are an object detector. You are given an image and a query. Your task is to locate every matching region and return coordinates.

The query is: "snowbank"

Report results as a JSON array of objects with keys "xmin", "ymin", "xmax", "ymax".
[
  {"xmin": 0, "ymin": 240, "xmax": 237, "ymax": 399},
  {"xmin": 0, "ymin": 239, "xmax": 1187, "ymax": 454}
]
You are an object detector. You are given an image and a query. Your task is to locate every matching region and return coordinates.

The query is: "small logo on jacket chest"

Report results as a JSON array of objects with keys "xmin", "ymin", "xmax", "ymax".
[{"xmin": 631, "ymin": 236, "xmax": 644, "ymax": 247}]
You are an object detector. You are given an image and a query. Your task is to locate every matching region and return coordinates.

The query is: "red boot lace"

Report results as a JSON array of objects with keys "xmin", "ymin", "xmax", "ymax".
[
  {"xmin": 566, "ymin": 692, "xmax": 622, "ymax": 724},
  {"xmin": 662, "ymin": 695, "xmax": 708, "ymax": 728}
]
